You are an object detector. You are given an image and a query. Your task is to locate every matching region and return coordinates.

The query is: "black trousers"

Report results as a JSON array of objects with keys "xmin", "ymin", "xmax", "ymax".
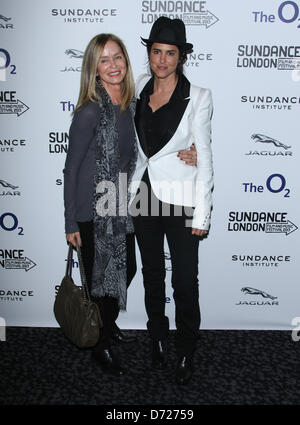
[
  {"xmin": 77, "ymin": 221, "xmax": 136, "ymax": 349},
  {"xmin": 133, "ymin": 203, "xmax": 200, "ymax": 358}
]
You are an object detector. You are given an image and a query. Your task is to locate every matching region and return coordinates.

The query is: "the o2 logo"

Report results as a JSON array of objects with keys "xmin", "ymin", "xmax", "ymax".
[
  {"xmin": 0, "ymin": 212, "xmax": 24, "ymax": 235},
  {"xmin": 266, "ymin": 174, "xmax": 290, "ymax": 197},
  {"xmin": 278, "ymin": 1, "xmax": 300, "ymax": 27},
  {"xmin": 242, "ymin": 173, "xmax": 290, "ymax": 198},
  {"xmin": 0, "ymin": 48, "xmax": 17, "ymax": 82}
]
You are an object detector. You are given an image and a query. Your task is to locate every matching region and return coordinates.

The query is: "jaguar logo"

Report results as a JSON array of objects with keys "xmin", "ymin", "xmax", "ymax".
[
  {"xmin": 0, "ymin": 179, "xmax": 18, "ymax": 189},
  {"xmin": 251, "ymin": 134, "xmax": 291, "ymax": 150},
  {"xmin": 241, "ymin": 287, "xmax": 277, "ymax": 300},
  {"xmin": 65, "ymin": 49, "xmax": 84, "ymax": 59},
  {"xmin": 0, "ymin": 15, "xmax": 11, "ymax": 22}
]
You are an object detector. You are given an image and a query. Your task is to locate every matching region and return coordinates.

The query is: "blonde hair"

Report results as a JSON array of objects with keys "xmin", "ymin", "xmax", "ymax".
[{"xmin": 74, "ymin": 33, "xmax": 135, "ymax": 114}]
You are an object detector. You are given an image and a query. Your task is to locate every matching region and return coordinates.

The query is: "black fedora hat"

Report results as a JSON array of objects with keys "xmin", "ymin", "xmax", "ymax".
[{"xmin": 141, "ymin": 17, "xmax": 193, "ymax": 52}]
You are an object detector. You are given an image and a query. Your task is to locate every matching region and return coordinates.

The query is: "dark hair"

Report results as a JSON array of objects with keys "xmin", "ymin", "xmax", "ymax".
[{"xmin": 146, "ymin": 42, "xmax": 187, "ymax": 75}]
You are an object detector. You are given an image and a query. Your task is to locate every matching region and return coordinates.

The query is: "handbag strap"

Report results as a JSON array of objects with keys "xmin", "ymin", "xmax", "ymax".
[
  {"xmin": 75, "ymin": 243, "xmax": 91, "ymax": 304},
  {"xmin": 65, "ymin": 243, "xmax": 73, "ymax": 278},
  {"xmin": 65, "ymin": 243, "xmax": 91, "ymax": 304}
]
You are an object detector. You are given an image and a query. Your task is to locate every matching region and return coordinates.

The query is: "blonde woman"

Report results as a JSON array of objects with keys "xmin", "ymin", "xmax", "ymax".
[
  {"xmin": 63, "ymin": 33, "xmax": 196, "ymax": 376},
  {"xmin": 64, "ymin": 34, "xmax": 137, "ymax": 376}
]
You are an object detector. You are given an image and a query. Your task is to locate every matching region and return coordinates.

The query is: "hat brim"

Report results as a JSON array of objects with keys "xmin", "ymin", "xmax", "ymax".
[{"xmin": 141, "ymin": 37, "xmax": 193, "ymax": 52}]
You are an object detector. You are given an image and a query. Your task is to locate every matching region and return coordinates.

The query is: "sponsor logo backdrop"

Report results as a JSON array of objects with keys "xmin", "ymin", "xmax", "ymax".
[{"xmin": 1, "ymin": 0, "xmax": 299, "ymax": 329}]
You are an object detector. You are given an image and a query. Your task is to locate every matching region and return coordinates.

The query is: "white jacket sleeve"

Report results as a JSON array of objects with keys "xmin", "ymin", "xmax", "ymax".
[{"xmin": 191, "ymin": 88, "xmax": 213, "ymax": 230}]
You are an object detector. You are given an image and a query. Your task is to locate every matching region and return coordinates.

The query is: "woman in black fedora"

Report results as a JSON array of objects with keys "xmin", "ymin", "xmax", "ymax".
[
  {"xmin": 63, "ymin": 31, "xmax": 197, "ymax": 377},
  {"xmin": 130, "ymin": 17, "xmax": 214, "ymax": 384}
]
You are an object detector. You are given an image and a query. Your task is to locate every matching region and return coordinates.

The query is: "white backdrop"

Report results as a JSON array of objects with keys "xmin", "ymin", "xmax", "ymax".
[{"xmin": 1, "ymin": 0, "xmax": 300, "ymax": 330}]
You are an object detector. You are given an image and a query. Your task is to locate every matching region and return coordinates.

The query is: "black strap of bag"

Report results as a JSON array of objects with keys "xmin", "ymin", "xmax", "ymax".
[
  {"xmin": 66, "ymin": 243, "xmax": 91, "ymax": 305},
  {"xmin": 65, "ymin": 242, "xmax": 73, "ymax": 277}
]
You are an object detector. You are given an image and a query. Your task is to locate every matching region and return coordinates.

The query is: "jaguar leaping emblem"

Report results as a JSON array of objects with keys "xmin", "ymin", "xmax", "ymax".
[
  {"xmin": 0, "ymin": 15, "xmax": 11, "ymax": 22},
  {"xmin": 0, "ymin": 179, "xmax": 18, "ymax": 189},
  {"xmin": 251, "ymin": 134, "xmax": 291, "ymax": 150},
  {"xmin": 241, "ymin": 287, "xmax": 277, "ymax": 300},
  {"xmin": 65, "ymin": 49, "xmax": 84, "ymax": 59}
]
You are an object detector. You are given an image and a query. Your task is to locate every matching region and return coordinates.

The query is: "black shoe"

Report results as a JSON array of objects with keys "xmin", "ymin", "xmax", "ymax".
[
  {"xmin": 91, "ymin": 347, "xmax": 125, "ymax": 376},
  {"xmin": 175, "ymin": 356, "xmax": 193, "ymax": 385},
  {"xmin": 111, "ymin": 328, "xmax": 137, "ymax": 344},
  {"xmin": 151, "ymin": 340, "xmax": 168, "ymax": 370}
]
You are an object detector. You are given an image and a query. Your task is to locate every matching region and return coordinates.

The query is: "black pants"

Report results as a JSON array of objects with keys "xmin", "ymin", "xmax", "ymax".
[
  {"xmin": 133, "ymin": 203, "xmax": 200, "ymax": 358},
  {"xmin": 77, "ymin": 221, "xmax": 136, "ymax": 349}
]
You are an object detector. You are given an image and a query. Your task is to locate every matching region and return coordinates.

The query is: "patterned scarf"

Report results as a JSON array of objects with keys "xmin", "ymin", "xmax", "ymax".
[{"xmin": 91, "ymin": 81, "xmax": 137, "ymax": 310}]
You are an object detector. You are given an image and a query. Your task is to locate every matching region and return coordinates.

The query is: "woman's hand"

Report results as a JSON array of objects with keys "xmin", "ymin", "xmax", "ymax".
[
  {"xmin": 192, "ymin": 228, "xmax": 208, "ymax": 237},
  {"xmin": 66, "ymin": 232, "xmax": 82, "ymax": 247},
  {"xmin": 177, "ymin": 143, "xmax": 197, "ymax": 166}
]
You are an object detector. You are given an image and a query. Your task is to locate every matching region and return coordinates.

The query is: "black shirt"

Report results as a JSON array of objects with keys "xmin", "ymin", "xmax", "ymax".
[
  {"xmin": 134, "ymin": 74, "xmax": 191, "ymax": 212},
  {"xmin": 135, "ymin": 73, "xmax": 191, "ymax": 158}
]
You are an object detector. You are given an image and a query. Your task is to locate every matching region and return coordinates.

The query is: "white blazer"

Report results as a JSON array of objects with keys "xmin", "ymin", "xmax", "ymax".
[{"xmin": 129, "ymin": 74, "xmax": 213, "ymax": 230}]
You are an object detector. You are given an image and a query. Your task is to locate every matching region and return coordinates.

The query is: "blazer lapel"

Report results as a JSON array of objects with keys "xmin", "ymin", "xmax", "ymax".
[{"xmin": 134, "ymin": 74, "xmax": 191, "ymax": 157}]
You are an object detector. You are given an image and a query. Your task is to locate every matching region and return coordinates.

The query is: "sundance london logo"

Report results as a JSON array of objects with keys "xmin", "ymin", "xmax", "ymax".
[
  {"xmin": 228, "ymin": 211, "xmax": 298, "ymax": 235},
  {"xmin": 236, "ymin": 44, "xmax": 300, "ymax": 70},
  {"xmin": 0, "ymin": 249, "xmax": 36, "ymax": 272},
  {"xmin": 0, "ymin": 91, "xmax": 29, "ymax": 117},
  {"xmin": 141, "ymin": 1, "xmax": 219, "ymax": 27}
]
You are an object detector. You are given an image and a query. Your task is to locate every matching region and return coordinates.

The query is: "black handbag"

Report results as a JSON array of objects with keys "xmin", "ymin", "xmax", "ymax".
[{"xmin": 54, "ymin": 243, "xmax": 103, "ymax": 348}]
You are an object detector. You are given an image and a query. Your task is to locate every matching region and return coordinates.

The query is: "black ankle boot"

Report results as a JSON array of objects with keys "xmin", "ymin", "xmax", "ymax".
[
  {"xmin": 91, "ymin": 346, "xmax": 125, "ymax": 376},
  {"xmin": 175, "ymin": 356, "xmax": 194, "ymax": 385},
  {"xmin": 151, "ymin": 340, "xmax": 168, "ymax": 370}
]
